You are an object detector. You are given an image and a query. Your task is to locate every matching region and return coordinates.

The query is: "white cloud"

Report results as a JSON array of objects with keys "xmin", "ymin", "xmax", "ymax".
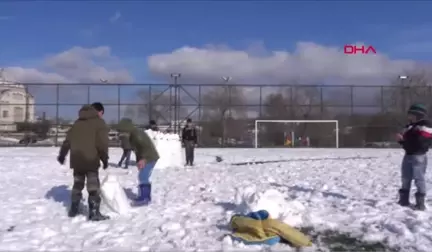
[
  {"xmin": 147, "ymin": 42, "xmax": 417, "ymax": 85},
  {"xmin": 109, "ymin": 11, "xmax": 122, "ymax": 23},
  {"xmin": 2, "ymin": 46, "xmax": 133, "ymax": 83}
]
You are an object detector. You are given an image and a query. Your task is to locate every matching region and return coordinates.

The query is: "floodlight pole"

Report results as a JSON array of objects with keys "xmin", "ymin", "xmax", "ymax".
[
  {"xmin": 399, "ymin": 75, "xmax": 410, "ymax": 112},
  {"xmin": 170, "ymin": 73, "xmax": 181, "ymax": 134},
  {"xmin": 220, "ymin": 76, "xmax": 232, "ymax": 147}
]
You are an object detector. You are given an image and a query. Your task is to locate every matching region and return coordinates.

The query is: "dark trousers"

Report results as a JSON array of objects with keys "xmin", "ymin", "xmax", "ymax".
[
  {"xmin": 118, "ymin": 149, "xmax": 132, "ymax": 168},
  {"xmin": 184, "ymin": 140, "xmax": 195, "ymax": 165},
  {"xmin": 71, "ymin": 170, "xmax": 101, "ymax": 203}
]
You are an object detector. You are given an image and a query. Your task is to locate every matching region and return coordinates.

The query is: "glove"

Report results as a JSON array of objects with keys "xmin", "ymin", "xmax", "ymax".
[
  {"xmin": 102, "ymin": 159, "xmax": 108, "ymax": 169},
  {"xmin": 57, "ymin": 156, "xmax": 65, "ymax": 165}
]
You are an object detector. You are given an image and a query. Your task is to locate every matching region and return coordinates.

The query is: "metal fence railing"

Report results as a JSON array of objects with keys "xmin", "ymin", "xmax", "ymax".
[{"xmin": 0, "ymin": 83, "xmax": 430, "ymax": 147}]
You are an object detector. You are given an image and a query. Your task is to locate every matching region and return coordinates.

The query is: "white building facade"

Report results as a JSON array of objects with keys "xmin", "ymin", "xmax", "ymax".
[{"xmin": 0, "ymin": 79, "xmax": 35, "ymax": 131}]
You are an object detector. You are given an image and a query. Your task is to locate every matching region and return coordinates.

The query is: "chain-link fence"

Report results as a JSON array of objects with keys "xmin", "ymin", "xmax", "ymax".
[{"xmin": 0, "ymin": 83, "xmax": 431, "ymax": 147}]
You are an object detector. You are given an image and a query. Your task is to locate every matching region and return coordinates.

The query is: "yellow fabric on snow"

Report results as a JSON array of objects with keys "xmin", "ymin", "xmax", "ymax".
[
  {"xmin": 230, "ymin": 215, "xmax": 280, "ymax": 243},
  {"xmin": 230, "ymin": 215, "xmax": 312, "ymax": 247}
]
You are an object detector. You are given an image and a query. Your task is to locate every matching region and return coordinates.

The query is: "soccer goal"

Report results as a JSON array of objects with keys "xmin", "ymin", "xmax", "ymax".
[{"xmin": 254, "ymin": 120, "xmax": 339, "ymax": 148}]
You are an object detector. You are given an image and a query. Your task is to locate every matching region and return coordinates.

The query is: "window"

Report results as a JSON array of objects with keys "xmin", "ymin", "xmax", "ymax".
[
  {"xmin": 2, "ymin": 111, "xmax": 8, "ymax": 118},
  {"xmin": 13, "ymin": 107, "xmax": 24, "ymax": 122}
]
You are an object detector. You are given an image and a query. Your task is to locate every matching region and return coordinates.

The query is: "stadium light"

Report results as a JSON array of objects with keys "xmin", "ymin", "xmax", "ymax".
[
  {"xmin": 222, "ymin": 76, "xmax": 232, "ymax": 83},
  {"xmin": 170, "ymin": 73, "xmax": 181, "ymax": 81},
  {"xmin": 399, "ymin": 75, "xmax": 408, "ymax": 80}
]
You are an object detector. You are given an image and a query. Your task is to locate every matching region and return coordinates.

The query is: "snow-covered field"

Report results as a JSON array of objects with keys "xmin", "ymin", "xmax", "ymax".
[{"xmin": 1, "ymin": 147, "xmax": 432, "ymax": 251}]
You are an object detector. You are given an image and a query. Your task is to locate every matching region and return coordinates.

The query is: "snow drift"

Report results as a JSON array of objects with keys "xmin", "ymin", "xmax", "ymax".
[
  {"xmin": 144, "ymin": 130, "xmax": 183, "ymax": 169},
  {"xmin": 234, "ymin": 186, "xmax": 308, "ymax": 227}
]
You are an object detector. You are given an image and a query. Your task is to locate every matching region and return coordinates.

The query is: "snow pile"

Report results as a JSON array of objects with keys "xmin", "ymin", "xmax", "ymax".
[
  {"xmin": 144, "ymin": 130, "xmax": 183, "ymax": 169},
  {"xmin": 100, "ymin": 174, "xmax": 131, "ymax": 216},
  {"xmin": 234, "ymin": 186, "xmax": 308, "ymax": 226},
  {"xmin": 0, "ymin": 136, "xmax": 19, "ymax": 144}
]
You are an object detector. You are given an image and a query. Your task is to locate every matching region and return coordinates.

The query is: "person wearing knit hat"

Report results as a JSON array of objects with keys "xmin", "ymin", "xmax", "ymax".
[
  {"xmin": 396, "ymin": 103, "xmax": 432, "ymax": 210},
  {"xmin": 407, "ymin": 104, "xmax": 427, "ymax": 119}
]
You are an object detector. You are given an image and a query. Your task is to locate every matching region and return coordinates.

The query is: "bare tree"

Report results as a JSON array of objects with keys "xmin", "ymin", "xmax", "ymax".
[
  {"xmin": 381, "ymin": 71, "xmax": 432, "ymax": 115},
  {"xmin": 124, "ymin": 88, "xmax": 186, "ymax": 126},
  {"xmin": 259, "ymin": 85, "xmax": 333, "ymax": 147},
  {"xmin": 200, "ymin": 85, "xmax": 247, "ymax": 146}
]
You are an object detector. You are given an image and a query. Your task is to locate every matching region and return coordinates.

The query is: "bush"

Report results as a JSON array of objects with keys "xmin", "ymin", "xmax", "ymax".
[{"xmin": 16, "ymin": 120, "xmax": 52, "ymax": 139}]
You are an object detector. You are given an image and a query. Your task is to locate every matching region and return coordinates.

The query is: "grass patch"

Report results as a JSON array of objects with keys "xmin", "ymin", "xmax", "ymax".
[{"xmin": 300, "ymin": 227, "xmax": 399, "ymax": 252}]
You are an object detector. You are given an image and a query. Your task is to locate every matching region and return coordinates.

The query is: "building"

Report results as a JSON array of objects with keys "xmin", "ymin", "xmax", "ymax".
[{"xmin": 0, "ymin": 70, "xmax": 35, "ymax": 131}]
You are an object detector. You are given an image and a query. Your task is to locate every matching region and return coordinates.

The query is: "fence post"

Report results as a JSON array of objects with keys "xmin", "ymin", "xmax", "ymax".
[
  {"xmin": 55, "ymin": 83, "xmax": 60, "ymax": 146},
  {"xmin": 290, "ymin": 86, "xmax": 294, "ymax": 117},
  {"xmin": 198, "ymin": 85, "xmax": 202, "ymax": 145},
  {"xmin": 320, "ymin": 86, "xmax": 324, "ymax": 118},
  {"xmin": 117, "ymin": 84, "xmax": 121, "ymax": 123},
  {"xmin": 259, "ymin": 86, "xmax": 262, "ymax": 117},
  {"xmin": 349, "ymin": 86, "xmax": 353, "ymax": 115},
  {"xmin": 148, "ymin": 85, "xmax": 152, "ymax": 123},
  {"xmin": 87, "ymin": 84, "xmax": 90, "ymax": 104}
]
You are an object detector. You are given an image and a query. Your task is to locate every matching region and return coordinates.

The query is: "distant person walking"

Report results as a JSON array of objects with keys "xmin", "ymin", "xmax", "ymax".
[
  {"xmin": 146, "ymin": 120, "xmax": 159, "ymax": 131},
  {"xmin": 182, "ymin": 118, "xmax": 198, "ymax": 166},
  {"xmin": 117, "ymin": 132, "xmax": 132, "ymax": 169},
  {"xmin": 57, "ymin": 102, "xmax": 109, "ymax": 221}
]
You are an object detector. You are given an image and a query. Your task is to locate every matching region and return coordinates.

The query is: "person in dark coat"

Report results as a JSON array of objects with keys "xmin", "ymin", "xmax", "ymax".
[
  {"xmin": 117, "ymin": 132, "xmax": 132, "ymax": 169},
  {"xmin": 397, "ymin": 104, "xmax": 432, "ymax": 210},
  {"xmin": 57, "ymin": 102, "xmax": 110, "ymax": 221},
  {"xmin": 182, "ymin": 118, "xmax": 198, "ymax": 166}
]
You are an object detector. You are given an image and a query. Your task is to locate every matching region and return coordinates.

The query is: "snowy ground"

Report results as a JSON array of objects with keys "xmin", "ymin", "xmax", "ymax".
[{"xmin": 1, "ymin": 147, "xmax": 432, "ymax": 251}]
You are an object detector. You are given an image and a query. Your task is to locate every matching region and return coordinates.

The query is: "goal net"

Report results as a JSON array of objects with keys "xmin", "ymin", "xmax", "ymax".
[{"xmin": 254, "ymin": 120, "xmax": 339, "ymax": 148}]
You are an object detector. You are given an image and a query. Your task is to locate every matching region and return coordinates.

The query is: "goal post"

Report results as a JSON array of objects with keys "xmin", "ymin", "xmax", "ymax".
[{"xmin": 254, "ymin": 120, "xmax": 339, "ymax": 148}]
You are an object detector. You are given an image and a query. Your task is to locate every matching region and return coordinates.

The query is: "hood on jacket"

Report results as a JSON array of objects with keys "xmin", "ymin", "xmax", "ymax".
[
  {"xmin": 116, "ymin": 118, "xmax": 135, "ymax": 133},
  {"xmin": 78, "ymin": 105, "xmax": 99, "ymax": 120}
]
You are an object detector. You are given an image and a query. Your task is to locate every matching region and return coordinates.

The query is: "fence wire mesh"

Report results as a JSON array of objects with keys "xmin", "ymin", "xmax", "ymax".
[{"xmin": 0, "ymin": 83, "xmax": 430, "ymax": 147}]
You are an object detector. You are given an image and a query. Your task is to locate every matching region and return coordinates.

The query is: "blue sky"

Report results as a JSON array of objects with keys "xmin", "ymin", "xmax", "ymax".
[
  {"xmin": 0, "ymin": 1, "xmax": 431, "ymax": 122},
  {"xmin": 1, "ymin": 1, "xmax": 431, "ymax": 65}
]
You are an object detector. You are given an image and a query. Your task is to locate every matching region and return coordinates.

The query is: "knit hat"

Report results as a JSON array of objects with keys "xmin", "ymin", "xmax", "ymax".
[
  {"xmin": 407, "ymin": 103, "xmax": 427, "ymax": 118},
  {"xmin": 91, "ymin": 102, "xmax": 105, "ymax": 114}
]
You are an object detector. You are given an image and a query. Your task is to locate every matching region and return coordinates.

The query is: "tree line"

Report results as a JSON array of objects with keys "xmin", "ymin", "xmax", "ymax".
[{"xmin": 12, "ymin": 71, "xmax": 432, "ymax": 147}]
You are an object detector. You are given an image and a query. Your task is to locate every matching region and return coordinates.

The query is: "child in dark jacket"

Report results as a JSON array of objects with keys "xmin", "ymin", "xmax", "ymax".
[{"xmin": 397, "ymin": 104, "xmax": 432, "ymax": 210}]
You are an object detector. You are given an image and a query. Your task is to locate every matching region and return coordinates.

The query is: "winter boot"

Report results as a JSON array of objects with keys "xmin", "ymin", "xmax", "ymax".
[
  {"xmin": 398, "ymin": 189, "xmax": 410, "ymax": 206},
  {"xmin": 414, "ymin": 192, "xmax": 426, "ymax": 211},
  {"xmin": 135, "ymin": 184, "xmax": 151, "ymax": 205},
  {"xmin": 88, "ymin": 197, "xmax": 109, "ymax": 221},
  {"xmin": 68, "ymin": 200, "xmax": 81, "ymax": 218}
]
